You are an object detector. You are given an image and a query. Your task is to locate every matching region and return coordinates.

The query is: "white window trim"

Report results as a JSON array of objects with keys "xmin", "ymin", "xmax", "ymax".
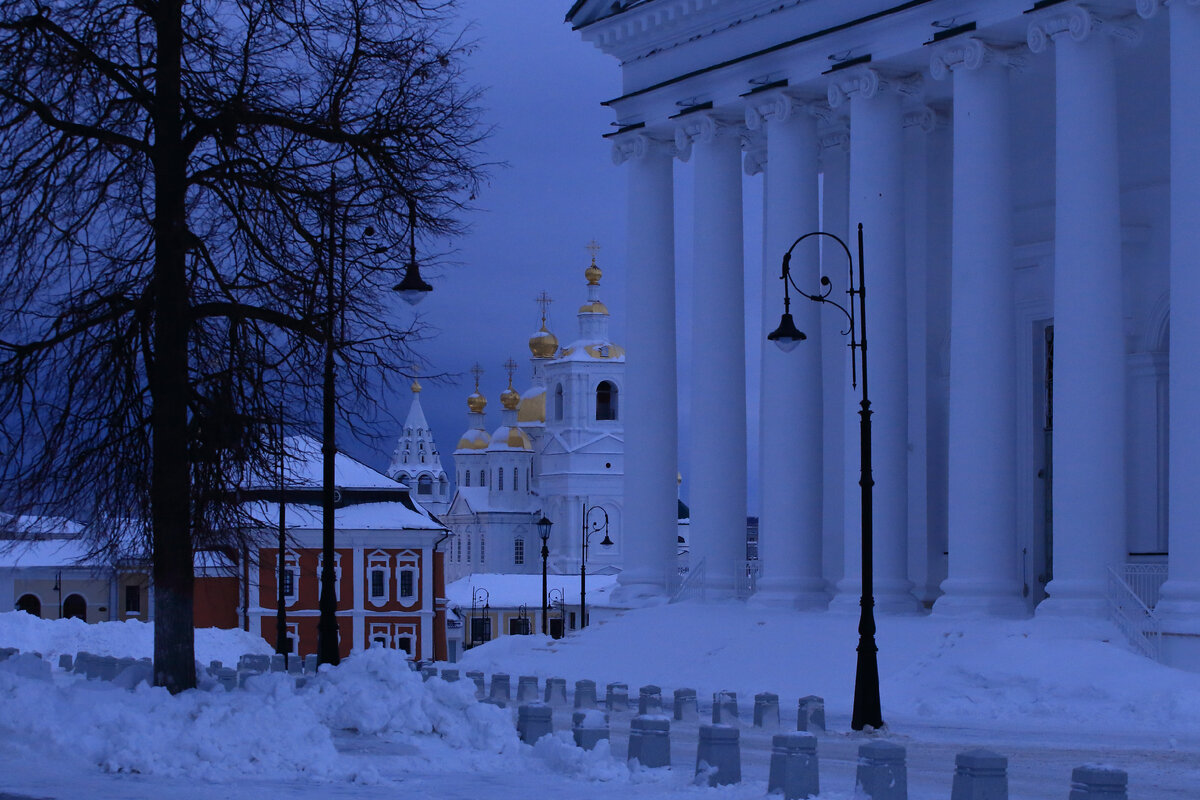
[
  {"xmin": 317, "ymin": 552, "xmax": 343, "ymax": 602},
  {"xmin": 367, "ymin": 550, "xmax": 390, "ymax": 607},
  {"xmin": 279, "ymin": 550, "xmax": 301, "ymax": 606}
]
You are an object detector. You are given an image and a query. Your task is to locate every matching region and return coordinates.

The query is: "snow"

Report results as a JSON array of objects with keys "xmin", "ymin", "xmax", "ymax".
[
  {"xmin": 446, "ymin": 572, "xmax": 619, "ymax": 608},
  {"xmin": 0, "ymin": 536, "xmax": 95, "ymax": 567}
]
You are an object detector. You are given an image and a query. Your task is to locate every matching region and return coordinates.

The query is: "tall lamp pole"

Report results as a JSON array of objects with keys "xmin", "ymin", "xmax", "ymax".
[
  {"xmin": 276, "ymin": 407, "xmax": 290, "ymax": 667},
  {"xmin": 767, "ymin": 223, "xmax": 882, "ymax": 731},
  {"xmin": 537, "ymin": 515, "xmax": 553, "ymax": 634},
  {"xmin": 579, "ymin": 502, "xmax": 612, "ymax": 630}
]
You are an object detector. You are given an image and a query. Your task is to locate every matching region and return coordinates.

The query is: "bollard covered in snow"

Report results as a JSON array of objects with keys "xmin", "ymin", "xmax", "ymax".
[
  {"xmin": 303, "ymin": 653, "xmax": 319, "ymax": 675},
  {"xmin": 712, "ymin": 690, "xmax": 739, "ymax": 724},
  {"xmin": 517, "ymin": 675, "xmax": 539, "ymax": 702},
  {"xmin": 951, "ymin": 749, "xmax": 1008, "ymax": 800},
  {"xmin": 113, "ymin": 660, "xmax": 153, "ymax": 690},
  {"xmin": 627, "ymin": 715, "xmax": 671, "ymax": 769},
  {"xmin": 696, "ymin": 724, "xmax": 741, "ymax": 786},
  {"xmin": 1069, "ymin": 765, "xmax": 1128, "ymax": 800},
  {"xmin": 270, "ymin": 654, "xmax": 286, "ymax": 673},
  {"xmin": 572, "ymin": 709, "xmax": 610, "ymax": 750},
  {"xmin": 856, "ymin": 740, "xmax": 908, "ymax": 800},
  {"xmin": 768, "ymin": 731, "xmax": 819, "ymax": 800},
  {"xmin": 490, "ymin": 672, "xmax": 512, "ymax": 704},
  {"xmin": 286, "ymin": 657, "xmax": 302, "ymax": 675},
  {"xmin": 215, "ymin": 667, "xmax": 237, "ymax": 692},
  {"xmin": 208, "ymin": 660, "xmax": 222, "ymax": 673},
  {"xmin": 517, "ymin": 703, "xmax": 554, "ymax": 745},
  {"xmin": 544, "ymin": 677, "xmax": 568, "ymax": 705},
  {"xmin": 0, "ymin": 647, "xmax": 16, "ymax": 662},
  {"xmin": 638, "ymin": 684, "xmax": 663, "ymax": 715},
  {"xmin": 466, "ymin": 670, "xmax": 486, "ymax": 697},
  {"xmin": 57, "ymin": 654, "xmax": 73, "ymax": 672},
  {"xmin": 98, "ymin": 656, "xmax": 119, "ymax": 682},
  {"xmin": 441, "ymin": 668, "xmax": 460, "ymax": 683},
  {"xmin": 674, "ymin": 688, "xmax": 698, "ymax": 721},
  {"xmin": 575, "ymin": 679, "xmax": 598, "ymax": 709},
  {"xmin": 754, "ymin": 692, "xmax": 780, "ymax": 729},
  {"xmin": 72, "ymin": 652, "xmax": 90, "ymax": 675},
  {"xmin": 797, "ymin": 695, "xmax": 826, "ymax": 733},
  {"xmin": 606, "ymin": 682, "xmax": 630, "ymax": 712}
]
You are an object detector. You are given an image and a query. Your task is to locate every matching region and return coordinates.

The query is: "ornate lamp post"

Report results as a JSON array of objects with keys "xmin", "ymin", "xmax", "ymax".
[
  {"xmin": 318, "ymin": 187, "xmax": 431, "ymax": 667},
  {"xmin": 579, "ymin": 503, "xmax": 613, "ymax": 630},
  {"xmin": 537, "ymin": 515, "xmax": 553, "ymax": 634},
  {"xmin": 469, "ymin": 586, "xmax": 490, "ymax": 647},
  {"xmin": 548, "ymin": 587, "xmax": 565, "ymax": 638},
  {"xmin": 767, "ymin": 223, "xmax": 883, "ymax": 731}
]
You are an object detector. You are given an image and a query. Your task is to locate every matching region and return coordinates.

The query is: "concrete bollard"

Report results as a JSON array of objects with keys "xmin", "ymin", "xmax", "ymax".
[
  {"xmin": 57, "ymin": 654, "xmax": 73, "ymax": 672},
  {"xmin": 712, "ymin": 690, "xmax": 739, "ymax": 724},
  {"xmin": 797, "ymin": 695, "xmax": 826, "ymax": 733},
  {"xmin": 421, "ymin": 665, "xmax": 438, "ymax": 681},
  {"xmin": 517, "ymin": 703, "xmax": 554, "ymax": 745},
  {"xmin": 768, "ymin": 732, "xmax": 820, "ymax": 800},
  {"xmin": 287, "ymin": 657, "xmax": 303, "ymax": 675},
  {"xmin": 208, "ymin": 660, "xmax": 223, "ymax": 673},
  {"xmin": 856, "ymin": 740, "xmax": 908, "ymax": 800},
  {"xmin": 696, "ymin": 724, "xmax": 741, "ymax": 786},
  {"xmin": 489, "ymin": 673, "xmax": 512, "ymax": 704},
  {"xmin": 574, "ymin": 679, "xmax": 598, "ymax": 709},
  {"xmin": 517, "ymin": 675, "xmax": 539, "ymax": 702},
  {"xmin": 606, "ymin": 682, "xmax": 630, "ymax": 712},
  {"xmin": 544, "ymin": 677, "xmax": 568, "ymax": 706},
  {"xmin": 270, "ymin": 654, "xmax": 286, "ymax": 673},
  {"xmin": 244, "ymin": 654, "xmax": 271, "ymax": 673},
  {"xmin": 466, "ymin": 670, "xmax": 486, "ymax": 697},
  {"xmin": 754, "ymin": 692, "xmax": 780, "ymax": 729},
  {"xmin": 1069, "ymin": 765, "xmax": 1128, "ymax": 800},
  {"xmin": 72, "ymin": 652, "xmax": 90, "ymax": 675},
  {"xmin": 303, "ymin": 653, "xmax": 319, "ymax": 674},
  {"xmin": 674, "ymin": 688, "xmax": 698, "ymax": 721},
  {"xmin": 441, "ymin": 668, "xmax": 460, "ymax": 683},
  {"xmin": 572, "ymin": 710, "xmax": 610, "ymax": 750},
  {"xmin": 638, "ymin": 684, "xmax": 663, "ymax": 715},
  {"xmin": 951, "ymin": 749, "xmax": 1008, "ymax": 800},
  {"xmin": 98, "ymin": 656, "xmax": 119, "ymax": 682},
  {"xmin": 85, "ymin": 655, "xmax": 102, "ymax": 680},
  {"xmin": 216, "ymin": 667, "xmax": 237, "ymax": 691},
  {"xmin": 0, "ymin": 647, "xmax": 15, "ymax": 662},
  {"xmin": 627, "ymin": 715, "xmax": 671, "ymax": 769}
]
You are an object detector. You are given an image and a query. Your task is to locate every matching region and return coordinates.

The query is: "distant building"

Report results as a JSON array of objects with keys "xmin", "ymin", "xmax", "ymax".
[{"xmin": 387, "ymin": 378, "xmax": 451, "ymax": 516}]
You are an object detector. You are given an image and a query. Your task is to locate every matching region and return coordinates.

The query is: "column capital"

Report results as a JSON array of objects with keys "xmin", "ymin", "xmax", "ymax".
[
  {"xmin": 673, "ymin": 112, "xmax": 743, "ymax": 162},
  {"xmin": 819, "ymin": 122, "xmax": 850, "ymax": 158},
  {"xmin": 827, "ymin": 67, "xmax": 923, "ymax": 109},
  {"xmin": 902, "ymin": 105, "xmax": 938, "ymax": 134},
  {"xmin": 1137, "ymin": 0, "xmax": 1200, "ymax": 18},
  {"xmin": 744, "ymin": 91, "xmax": 826, "ymax": 131},
  {"xmin": 930, "ymin": 37, "xmax": 1027, "ymax": 81},
  {"xmin": 743, "ymin": 140, "xmax": 767, "ymax": 176},
  {"xmin": 1028, "ymin": 5, "xmax": 1141, "ymax": 53},
  {"xmin": 611, "ymin": 132, "xmax": 676, "ymax": 166}
]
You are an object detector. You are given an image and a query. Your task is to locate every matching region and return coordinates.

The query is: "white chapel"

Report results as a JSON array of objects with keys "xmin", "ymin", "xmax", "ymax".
[{"xmin": 566, "ymin": 0, "xmax": 1200, "ymax": 669}]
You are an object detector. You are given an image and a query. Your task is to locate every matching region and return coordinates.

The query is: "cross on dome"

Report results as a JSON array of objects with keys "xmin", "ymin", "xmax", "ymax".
[
  {"xmin": 535, "ymin": 290, "xmax": 553, "ymax": 326},
  {"xmin": 585, "ymin": 239, "xmax": 601, "ymax": 261}
]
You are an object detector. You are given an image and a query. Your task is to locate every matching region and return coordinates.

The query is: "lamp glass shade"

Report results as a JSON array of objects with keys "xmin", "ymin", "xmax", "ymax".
[
  {"xmin": 394, "ymin": 262, "xmax": 433, "ymax": 305},
  {"xmin": 600, "ymin": 532, "xmax": 614, "ymax": 547},
  {"xmin": 767, "ymin": 312, "xmax": 806, "ymax": 352},
  {"xmin": 537, "ymin": 515, "xmax": 553, "ymax": 542}
]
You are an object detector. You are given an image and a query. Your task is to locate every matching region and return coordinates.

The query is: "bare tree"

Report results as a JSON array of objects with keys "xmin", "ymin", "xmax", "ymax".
[{"xmin": 0, "ymin": 0, "xmax": 486, "ymax": 692}]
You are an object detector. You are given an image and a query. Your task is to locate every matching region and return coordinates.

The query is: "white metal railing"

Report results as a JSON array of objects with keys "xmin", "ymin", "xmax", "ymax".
[
  {"xmin": 670, "ymin": 557, "xmax": 707, "ymax": 603},
  {"xmin": 735, "ymin": 560, "xmax": 761, "ymax": 600},
  {"xmin": 1106, "ymin": 565, "xmax": 1162, "ymax": 661},
  {"xmin": 1122, "ymin": 563, "xmax": 1168, "ymax": 610}
]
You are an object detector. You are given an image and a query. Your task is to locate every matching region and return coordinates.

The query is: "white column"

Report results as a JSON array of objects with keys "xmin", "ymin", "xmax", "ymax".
[
  {"xmin": 828, "ymin": 69, "xmax": 919, "ymax": 612},
  {"xmin": 747, "ymin": 94, "xmax": 826, "ymax": 608},
  {"xmin": 677, "ymin": 114, "xmax": 748, "ymax": 598},
  {"xmin": 611, "ymin": 133, "xmax": 678, "ymax": 604},
  {"xmin": 1028, "ymin": 7, "xmax": 1129, "ymax": 616},
  {"xmin": 931, "ymin": 39, "xmax": 1026, "ymax": 616},
  {"xmin": 1141, "ymin": 0, "xmax": 1200, "ymax": 662},
  {"xmin": 819, "ymin": 124, "xmax": 850, "ymax": 595}
]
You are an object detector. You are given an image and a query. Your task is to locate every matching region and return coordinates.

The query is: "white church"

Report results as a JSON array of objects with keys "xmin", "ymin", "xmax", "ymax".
[{"xmin": 563, "ymin": 0, "xmax": 1200, "ymax": 670}]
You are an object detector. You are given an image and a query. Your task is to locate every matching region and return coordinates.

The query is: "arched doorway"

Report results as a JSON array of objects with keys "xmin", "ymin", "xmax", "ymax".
[
  {"xmin": 15, "ymin": 594, "xmax": 41, "ymax": 617},
  {"xmin": 62, "ymin": 593, "xmax": 86, "ymax": 621}
]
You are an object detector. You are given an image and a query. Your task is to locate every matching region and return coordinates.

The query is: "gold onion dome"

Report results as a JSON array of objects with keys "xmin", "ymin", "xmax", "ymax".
[
  {"xmin": 585, "ymin": 258, "xmax": 602, "ymax": 286},
  {"xmin": 411, "ymin": 378, "xmax": 422, "ymax": 393},
  {"xmin": 579, "ymin": 300, "xmax": 609, "ymax": 315},
  {"xmin": 528, "ymin": 325, "xmax": 559, "ymax": 359},
  {"xmin": 467, "ymin": 390, "xmax": 487, "ymax": 414},
  {"xmin": 500, "ymin": 384, "xmax": 521, "ymax": 411}
]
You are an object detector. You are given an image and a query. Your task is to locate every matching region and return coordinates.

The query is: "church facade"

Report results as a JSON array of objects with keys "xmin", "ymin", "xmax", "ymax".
[{"xmin": 567, "ymin": 0, "xmax": 1200, "ymax": 668}]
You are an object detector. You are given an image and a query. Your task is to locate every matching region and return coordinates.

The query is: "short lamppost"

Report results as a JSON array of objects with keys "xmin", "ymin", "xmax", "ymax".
[
  {"xmin": 548, "ymin": 587, "xmax": 565, "ymax": 639},
  {"xmin": 318, "ymin": 189, "xmax": 431, "ymax": 667},
  {"xmin": 537, "ymin": 515, "xmax": 553, "ymax": 634},
  {"xmin": 579, "ymin": 503, "xmax": 613, "ymax": 630},
  {"xmin": 469, "ymin": 586, "xmax": 490, "ymax": 648},
  {"xmin": 766, "ymin": 223, "xmax": 883, "ymax": 731}
]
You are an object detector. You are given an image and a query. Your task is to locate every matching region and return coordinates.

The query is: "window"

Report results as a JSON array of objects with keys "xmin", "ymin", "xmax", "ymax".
[
  {"xmin": 371, "ymin": 570, "xmax": 385, "ymax": 598},
  {"xmin": 554, "ymin": 384, "xmax": 564, "ymax": 420},
  {"xmin": 398, "ymin": 637, "xmax": 412, "ymax": 654},
  {"xmin": 480, "ymin": 534, "xmax": 486, "ymax": 564},
  {"xmin": 280, "ymin": 550, "xmax": 300, "ymax": 604},
  {"xmin": 125, "ymin": 585, "xmax": 141, "ymax": 614},
  {"xmin": 464, "ymin": 470, "xmax": 471, "ymax": 487},
  {"xmin": 512, "ymin": 467, "xmax": 518, "ymax": 491},
  {"xmin": 514, "ymin": 537, "xmax": 525, "ymax": 566},
  {"xmin": 596, "ymin": 381, "xmax": 618, "ymax": 420},
  {"xmin": 498, "ymin": 469, "xmax": 504, "ymax": 491},
  {"xmin": 62, "ymin": 594, "xmax": 86, "ymax": 622},
  {"xmin": 418, "ymin": 475, "xmax": 433, "ymax": 495},
  {"xmin": 467, "ymin": 537, "xmax": 472, "ymax": 563},
  {"xmin": 457, "ymin": 536, "xmax": 462, "ymax": 561},
  {"xmin": 16, "ymin": 594, "xmax": 40, "ymax": 617},
  {"xmin": 399, "ymin": 569, "xmax": 415, "ymax": 599},
  {"xmin": 281, "ymin": 570, "xmax": 294, "ymax": 597},
  {"xmin": 480, "ymin": 469, "xmax": 486, "ymax": 487}
]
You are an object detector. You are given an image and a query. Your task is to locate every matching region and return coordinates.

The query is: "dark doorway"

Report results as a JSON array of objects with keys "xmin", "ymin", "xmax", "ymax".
[
  {"xmin": 16, "ymin": 594, "xmax": 40, "ymax": 617},
  {"xmin": 62, "ymin": 593, "xmax": 86, "ymax": 621}
]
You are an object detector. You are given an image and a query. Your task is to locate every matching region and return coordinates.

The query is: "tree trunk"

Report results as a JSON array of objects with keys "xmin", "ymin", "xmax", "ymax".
[{"xmin": 151, "ymin": 0, "xmax": 196, "ymax": 693}]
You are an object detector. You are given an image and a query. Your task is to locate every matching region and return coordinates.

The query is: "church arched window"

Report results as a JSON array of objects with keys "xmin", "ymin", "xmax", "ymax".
[
  {"xmin": 464, "ymin": 470, "xmax": 471, "ymax": 487},
  {"xmin": 418, "ymin": 475, "xmax": 433, "ymax": 495},
  {"xmin": 498, "ymin": 469, "xmax": 504, "ymax": 491},
  {"xmin": 512, "ymin": 467, "xmax": 518, "ymax": 491},
  {"xmin": 596, "ymin": 381, "xmax": 618, "ymax": 421},
  {"xmin": 480, "ymin": 470, "xmax": 486, "ymax": 487},
  {"xmin": 554, "ymin": 384, "xmax": 564, "ymax": 420}
]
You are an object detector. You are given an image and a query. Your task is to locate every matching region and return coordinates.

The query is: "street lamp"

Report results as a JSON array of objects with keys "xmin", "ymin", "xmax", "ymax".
[
  {"xmin": 394, "ymin": 197, "xmax": 433, "ymax": 305},
  {"xmin": 548, "ymin": 587, "xmax": 565, "ymax": 639},
  {"xmin": 579, "ymin": 502, "xmax": 613, "ymax": 630},
  {"xmin": 469, "ymin": 586, "xmax": 490, "ymax": 648},
  {"xmin": 537, "ymin": 515, "xmax": 553, "ymax": 634},
  {"xmin": 767, "ymin": 223, "xmax": 882, "ymax": 732}
]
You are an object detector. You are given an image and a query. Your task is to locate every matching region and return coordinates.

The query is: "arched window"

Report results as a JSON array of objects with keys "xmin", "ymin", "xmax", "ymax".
[
  {"xmin": 464, "ymin": 470, "xmax": 471, "ymax": 487},
  {"xmin": 596, "ymin": 381, "xmax": 619, "ymax": 420},
  {"xmin": 62, "ymin": 593, "xmax": 87, "ymax": 621},
  {"xmin": 16, "ymin": 593, "xmax": 40, "ymax": 617},
  {"xmin": 498, "ymin": 469, "xmax": 504, "ymax": 491},
  {"xmin": 418, "ymin": 475, "xmax": 433, "ymax": 495},
  {"xmin": 554, "ymin": 384, "xmax": 564, "ymax": 420},
  {"xmin": 514, "ymin": 537, "xmax": 525, "ymax": 566},
  {"xmin": 481, "ymin": 533, "xmax": 486, "ymax": 563},
  {"xmin": 512, "ymin": 467, "xmax": 518, "ymax": 491},
  {"xmin": 480, "ymin": 469, "xmax": 486, "ymax": 487}
]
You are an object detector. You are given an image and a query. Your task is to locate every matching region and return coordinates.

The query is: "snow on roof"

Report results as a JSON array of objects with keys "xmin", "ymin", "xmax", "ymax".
[
  {"xmin": 449, "ymin": 487, "xmax": 538, "ymax": 516},
  {"xmin": 0, "ymin": 513, "xmax": 86, "ymax": 538},
  {"xmin": 0, "ymin": 537, "xmax": 97, "ymax": 568},
  {"xmin": 245, "ymin": 435, "xmax": 399, "ymax": 491},
  {"xmin": 445, "ymin": 572, "xmax": 618, "ymax": 610},
  {"xmin": 248, "ymin": 500, "xmax": 445, "ymax": 533}
]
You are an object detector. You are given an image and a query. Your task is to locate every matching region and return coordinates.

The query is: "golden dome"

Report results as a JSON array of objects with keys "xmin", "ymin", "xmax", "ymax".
[
  {"xmin": 506, "ymin": 426, "xmax": 532, "ymax": 449},
  {"xmin": 528, "ymin": 325, "xmax": 559, "ymax": 359},
  {"xmin": 585, "ymin": 257, "xmax": 602, "ymax": 286},
  {"xmin": 517, "ymin": 390, "xmax": 546, "ymax": 423},
  {"xmin": 578, "ymin": 300, "xmax": 609, "ymax": 315},
  {"xmin": 456, "ymin": 430, "xmax": 490, "ymax": 451},
  {"xmin": 411, "ymin": 378, "xmax": 422, "ymax": 393},
  {"xmin": 467, "ymin": 391, "xmax": 487, "ymax": 414},
  {"xmin": 500, "ymin": 385, "xmax": 521, "ymax": 411}
]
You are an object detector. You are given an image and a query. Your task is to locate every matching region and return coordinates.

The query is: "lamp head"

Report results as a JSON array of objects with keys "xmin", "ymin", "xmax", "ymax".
[
  {"xmin": 394, "ymin": 261, "xmax": 433, "ymax": 305},
  {"xmin": 767, "ymin": 312, "xmax": 806, "ymax": 352},
  {"xmin": 600, "ymin": 532, "xmax": 613, "ymax": 547},
  {"xmin": 537, "ymin": 515, "xmax": 553, "ymax": 542}
]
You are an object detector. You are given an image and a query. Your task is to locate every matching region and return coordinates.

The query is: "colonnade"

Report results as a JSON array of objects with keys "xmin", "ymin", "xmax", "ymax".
[{"xmin": 605, "ymin": 1, "xmax": 1200, "ymax": 664}]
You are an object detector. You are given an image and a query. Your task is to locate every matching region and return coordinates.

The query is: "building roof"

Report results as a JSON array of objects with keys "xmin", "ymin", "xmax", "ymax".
[
  {"xmin": 247, "ymin": 500, "xmax": 445, "ymax": 533},
  {"xmin": 0, "ymin": 537, "xmax": 95, "ymax": 569}
]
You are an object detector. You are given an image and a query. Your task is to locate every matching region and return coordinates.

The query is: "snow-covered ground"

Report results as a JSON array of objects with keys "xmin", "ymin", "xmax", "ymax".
[{"xmin": 0, "ymin": 606, "xmax": 1198, "ymax": 798}]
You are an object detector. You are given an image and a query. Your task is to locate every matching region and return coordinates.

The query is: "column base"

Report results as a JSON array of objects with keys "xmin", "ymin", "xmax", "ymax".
[
  {"xmin": 828, "ymin": 578, "xmax": 921, "ymax": 614},
  {"xmin": 1156, "ymin": 580, "xmax": 1200, "ymax": 671},
  {"xmin": 933, "ymin": 578, "xmax": 1028, "ymax": 618},
  {"xmin": 609, "ymin": 578, "xmax": 669, "ymax": 607},
  {"xmin": 1035, "ymin": 577, "xmax": 1109, "ymax": 618},
  {"xmin": 748, "ymin": 577, "xmax": 829, "ymax": 610}
]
